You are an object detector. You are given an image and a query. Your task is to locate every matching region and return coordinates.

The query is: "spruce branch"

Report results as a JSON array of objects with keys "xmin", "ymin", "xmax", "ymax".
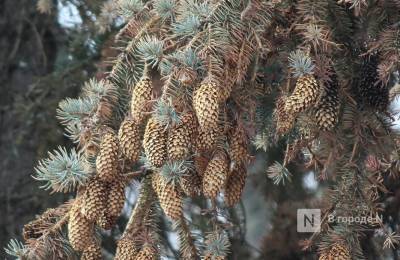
[
  {"xmin": 57, "ymin": 98, "xmax": 98, "ymax": 125},
  {"xmin": 173, "ymin": 217, "xmax": 200, "ymax": 260},
  {"xmin": 33, "ymin": 147, "xmax": 90, "ymax": 193},
  {"xmin": 5, "ymin": 239, "xmax": 28, "ymax": 259},
  {"xmin": 159, "ymin": 160, "xmax": 192, "ymax": 186},
  {"xmin": 116, "ymin": 0, "xmax": 145, "ymax": 19},
  {"xmin": 266, "ymin": 161, "xmax": 292, "ymax": 185},
  {"xmin": 154, "ymin": 0, "xmax": 177, "ymax": 21},
  {"xmin": 153, "ymin": 98, "xmax": 181, "ymax": 128},
  {"xmin": 288, "ymin": 49, "xmax": 315, "ymax": 77},
  {"xmin": 137, "ymin": 36, "xmax": 164, "ymax": 68},
  {"xmin": 203, "ymin": 230, "xmax": 231, "ymax": 258}
]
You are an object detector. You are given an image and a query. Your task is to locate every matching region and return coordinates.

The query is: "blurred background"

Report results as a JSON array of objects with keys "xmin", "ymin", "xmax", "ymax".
[{"xmin": 2, "ymin": 1, "xmax": 399, "ymax": 259}]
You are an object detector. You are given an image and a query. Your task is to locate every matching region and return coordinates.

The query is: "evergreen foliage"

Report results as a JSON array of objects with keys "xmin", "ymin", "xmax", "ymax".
[{"xmin": 5, "ymin": 0, "xmax": 400, "ymax": 259}]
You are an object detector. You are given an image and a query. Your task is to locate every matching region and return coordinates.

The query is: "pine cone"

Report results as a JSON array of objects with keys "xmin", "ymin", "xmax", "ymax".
[
  {"xmin": 329, "ymin": 243, "xmax": 351, "ymax": 260},
  {"xmin": 275, "ymin": 95, "xmax": 296, "ymax": 135},
  {"xmin": 97, "ymin": 213, "xmax": 118, "ymax": 230},
  {"xmin": 68, "ymin": 200, "xmax": 94, "ymax": 251},
  {"xmin": 153, "ymin": 174, "xmax": 182, "ymax": 220},
  {"xmin": 285, "ymin": 74, "xmax": 320, "ymax": 113},
  {"xmin": 96, "ymin": 132, "xmax": 119, "ymax": 182},
  {"xmin": 194, "ymin": 155, "xmax": 209, "ymax": 178},
  {"xmin": 319, "ymin": 243, "xmax": 351, "ymax": 260},
  {"xmin": 81, "ymin": 242, "xmax": 102, "ymax": 260},
  {"xmin": 180, "ymin": 170, "xmax": 202, "ymax": 197},
  {"xmin": 228, "ymin": 127, "xmax": 249, "ymax": 168},
  {"xmin": 356, "ymin": 55, "xmax": 389, "ymax": 112},
  {"xmin": 195, "ymin": 127, "xmax": 221, "ymax": 152},
  {"xmin": 131, "ymin": 77, "xmax": 153, "ymax": 123},
  {"xmin": 81, "ymin": 177, "xmax": 108, "ymax": 221},
  {"xmin": 135, "ymin": 245, "xmax": 157, "ymax": 260},
  {"xmin": 143, "ymin": 117, "xmax": 167, "ymax": 168},
  {"xmin": 224, "ymin": 165, "xmax": 247, "ymax": 207},
  {"xmin": 314, "ymin": 74, "xmax": 340, "ymax": 131},
  {"xmin": 193, "ymin": 83, "xmax": 220, "ymax": 131},
  {"xmin": 167, "ymin": 113, "xmax": 195, "ymax": 160},
  {"xmin": 108, "ymin": 178, "xmax": 126, "ymax": 217},
  {"xmin": 118, "ymin": 118, "xmax": 142, "ymax": 162},
  {"xmin": 115, "ymin": 237, "xmax": 138, "ymax": 260},
  {"xmin": 203, "ymin": 151, "xmax": 229, "ymax": 199}
]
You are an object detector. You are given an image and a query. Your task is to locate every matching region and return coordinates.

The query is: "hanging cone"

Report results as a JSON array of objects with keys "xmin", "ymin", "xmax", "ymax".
[
  {"xmin": 143, "ymin": 117, "xmax": 167, "ymax": 168},
  {"xmin": 118, "ymin": 118, "xmax": 142, "ymax": 162},
  {"xmin": 96, "ymin": 132, "xmax": 119, "ymax": 182},
  {"xmin": 131, "ymin": 77, "xmax": 153, "ymax": 123},
  {"xmin": 285, "ymin": 74, "xmax": 320, "ymax": 113},
  {"xmin": 193, "ymin": 83, "xmax": 220, "ymax": 131},
  {"xmin": 81, "ymin": 242, "xmax": 102, "ymax": 260},
  {"xmin": 224, "ymin": 165, "xmax": 247, "ymax": 207},
  {"xmin": 203, "ymin": 151, "xmax": 229, "ymax": 199},
  {"xmin": 115, "ymin": 237, "xmax": 138, "ymax": 260},
  {"xmin": 67, "ymin": 200, "xmax": 95, "ymax": 252},
  {"xmin": 153, "ymin": 174, "xmax": 183, "ymax": 220},
  {"xmin": 81, "ymin": 177, "xmax": 108, "ymax": 221}
]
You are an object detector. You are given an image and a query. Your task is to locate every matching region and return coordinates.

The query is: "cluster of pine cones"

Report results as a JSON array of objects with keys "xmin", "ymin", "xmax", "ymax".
[
  {"xmin": 63, "ymin": 75, "xmax": 249, "ymax": 259},
  {"xmin": 68, "ymin": 131, "xmax": 126, "ymax": 259},
  {"xmin": 276, "ymin": 73, "xmax": 340, "ymax": 134}
]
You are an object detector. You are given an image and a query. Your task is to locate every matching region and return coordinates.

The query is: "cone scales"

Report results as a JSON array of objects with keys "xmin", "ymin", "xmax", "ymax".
[
  {"xmin": 143, "ymin": 117, "xmax": 167, "ymax": 168},
  {"xmin": 203, "ymin": 151, "xmax": 229, "ymax": 199},
  {"xmin": 115, "ymin": 237, "xmax": 138, "ymax": 260},
  {"xmin": 167, "ymin": 112, "xmax": 197, "ymax": 160},
  {"xmin": 118, "ymin": 118, "xmax": 142, "ymax": 162},
  {"xmin": 152, "ymin": 174, "xmax": 182, "ymax": 220},
  {"xmin": 96, "ymin": 132, "xmax": 119, "ymax": 182},
  {"xmin": 285, "ymin": 74, "xmax": 320, "ymax": 114},
  {"xmin": 81, "ymin": 177, "xmax": 108, "ymax": 221},
  {"xmin": 225, "ymin": 165, "xmax": 247, "ymax": 207},
  {"xmin": 319, "ymin": 243, "xmax": 351, "ymax": 260},
  {"xmin": 68, "ymin": 200, "xmax": 95, "ymax": 252},
  {"xmin": 193, "ymin": 83, "xmax": 220, "ymax": 131},
  {"xmin": 81, "ymin": 242, "xmax": 102, "ymax": 260},
  {"xmin": 131, "ymin": 77, "xmax": 153, "ymax": 123}
]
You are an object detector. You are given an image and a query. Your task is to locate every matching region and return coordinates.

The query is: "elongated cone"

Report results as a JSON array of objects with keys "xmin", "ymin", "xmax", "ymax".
[
  {"xmin": 153, "ymin": 174, "xmax": 182, "ymax": 220},
  {"xmin": 143, "ymin": 117, "xmax": 167, "ymax": 168},
  {"xmin": 194, "ymin": 155, "xmax": 209, "ymax": 178},
  {"xmin": 131, "ymin": 77, "xmax": 153, "ymax": 123},
  {"xmin": 115, "ymin": 237, "xmax": 138, "ymax": 260},
  {"xmin": 224, "ymin": 165, "xmax": 247, "ymax": 206},
  {"xmin": 97, "ymin": 213, "xmax": 118, "ymax": 230},
  {"xmin": 314, "ymin": 74, "xmax": 340, "ymax": 131},
  {"xmin": 357, "ymin": 55, "xmax": 389, "ymax": 112},
  {"xmin": 285, "ymin": 74, "xmax": 320, "ymax": 113},
  {"xmin": 135, "ymin": 245, "xmax": 157, "ymax": 260},
  {"xmin": 180, "ymin": 170, "xmax": 202, "ymax": 197},
  {"xmin": 81, "ymin": 242, "xmax": 102, "ymax": 260},
  {"xmin": 195, "ymin": 127, "xmax": 221, "ymax": 152},
  {"xmin": 68, "ymin": 200, "xmax": 94, "ymax": 251},
  {"xmin": 108, "ymin": 178, "xmax": 126, "ymax": 217},
  {"xmin": 96, "ymin": 132, "xmax": 119, "ymax": 182},
  {"xmin": 275, "ymin": 96, "xmax": 296, "ymax": 135},
  {"xmin": 319, "ymin": 243, "xmax": 351, "ymax": 260},
  {"xmin": 193, "ymin": 83, "xmax": 220, "ymax": 131},
  {"xmin": 203, "ymin": 151, "xmax": 229, "ymax": 199},
  {"xmin": 228, "ymin": 127, "xmax": 249, "ymax": 168},
  {"xmin": 167, "ymin": 119, "xmax": 192, "ymax": 161},
  {"xmin": 118, "ymin": 118, "xmax": 142, "ymax": 162},
  {"xmin": 81, "ymin": 177, "xmax": 108, "ymax": 221}
]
